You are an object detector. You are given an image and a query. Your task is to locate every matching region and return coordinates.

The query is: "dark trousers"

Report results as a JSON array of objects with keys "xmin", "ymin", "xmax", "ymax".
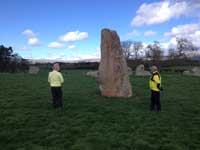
[
  {"xmin": 51, "ymin": 87, "xmax": 63, "ymax": 108},
  {"xmin": 150, "ymin": 90, "xmax": 161, "ymax": 111}
]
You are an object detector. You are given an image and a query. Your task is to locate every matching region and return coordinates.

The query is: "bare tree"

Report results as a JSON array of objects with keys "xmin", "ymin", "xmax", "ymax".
[
  {"xmin": 146, "ymin": 41, "xmax": 163, "ymax": 67},
  {"xmin": 121, "ymin": 40, "xmax": 134, "ymax": 61},
  {"xmin": 176, "ymin": 38, "xmax": 198, "ymax": 59},
  {"xmin": 168, "ymin": 48, "xmax": 176, "ymax": 60},
  {"xmin": 133, "ymin": 41, "xmax": 143, "ymax": 59},
  {"xmin": 121, "ymin": 41, "xmax": 143, "ymax": 61}
]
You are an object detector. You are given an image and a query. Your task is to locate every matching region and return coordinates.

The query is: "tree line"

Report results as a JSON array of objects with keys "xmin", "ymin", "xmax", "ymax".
[
  {"xmin": 0, "ymin": 45, "xmax": 28, "ymax": 73},
  {"xmin": 121, "ymin": 38, "xmax": 199, "ymax": 67},
  {"xmin": 0, "ymin": 37, "xmax": 199, "ymax": 73}
]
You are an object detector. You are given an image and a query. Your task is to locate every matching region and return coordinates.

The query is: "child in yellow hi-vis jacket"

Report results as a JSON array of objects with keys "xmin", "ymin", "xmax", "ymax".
[
  {"xmin": 48, "ymin": 63, "xmax": 64, "ymax": 108},
  {"xmin": 149, "ymin": 66, "xmax": 163, "ymax": 112}
]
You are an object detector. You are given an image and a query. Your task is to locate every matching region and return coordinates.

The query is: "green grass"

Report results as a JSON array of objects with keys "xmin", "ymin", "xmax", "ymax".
[{"xmin": 0, "ymin": 70, "xmax": 200, "ymax": 150}]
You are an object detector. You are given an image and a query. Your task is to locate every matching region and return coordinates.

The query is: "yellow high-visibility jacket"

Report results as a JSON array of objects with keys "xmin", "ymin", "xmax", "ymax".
[
  {"xmin": 149, "ymin": 71, "xmax": 161, "ymax": 92},
  {"xmin": 48, "ymin": 70, "xmax": 64, "ymax": 87}
]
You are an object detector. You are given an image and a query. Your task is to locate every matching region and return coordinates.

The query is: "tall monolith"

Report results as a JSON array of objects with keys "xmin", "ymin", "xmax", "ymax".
[{"xmin": 97, "ymin": 28, "xmax": 132, "ymax": 97}]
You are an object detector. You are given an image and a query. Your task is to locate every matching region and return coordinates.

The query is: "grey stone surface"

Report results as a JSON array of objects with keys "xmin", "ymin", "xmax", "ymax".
[
  {"xmin": 97, "ymin": 28, "xmax": 132, "ymax": 97},
  {"xmin": 184, "ymin": 67, "xmax": 200, "ymax": 76},
  {"xmin": 135, "ymin": 64, "xmax": 151, "ymax": 76},
  {"xmin": 86, "ymin": 71, "xmax": 98, "ymax": 78},
  {"xmin": 29, "ymin": 66, "xmax": 40, "ymax": 74}
]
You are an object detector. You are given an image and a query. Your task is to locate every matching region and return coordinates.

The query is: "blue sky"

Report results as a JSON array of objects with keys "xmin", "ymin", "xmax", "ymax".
[{"xmin": 0, "ymin": 0, "xmax": 200, "ymax": 60}]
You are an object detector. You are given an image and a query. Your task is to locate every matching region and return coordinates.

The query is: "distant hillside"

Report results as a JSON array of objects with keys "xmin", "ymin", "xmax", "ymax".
[
  {"xmin": 27, "ymin": 58, "xmax": 100, "ymax": 64},
  {"xmin": 192, "ymin": 56, "xmax": 200, "ymax": 61}
]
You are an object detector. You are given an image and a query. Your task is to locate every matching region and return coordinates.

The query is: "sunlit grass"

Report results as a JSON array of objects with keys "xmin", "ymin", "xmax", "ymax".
[{"xmin": 0, "ymin": 70, "xmax": 200, "ymax": 150}]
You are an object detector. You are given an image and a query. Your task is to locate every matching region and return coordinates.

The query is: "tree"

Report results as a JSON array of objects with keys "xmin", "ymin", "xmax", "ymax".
[
  {"xmin": 133, "ymin": 41, "xmax": 143, "ymax": 60},
  {"xmin": 121, "ymin": 40, "xmax": 143, "ymax": 61},
  {"xmin": 146, "ymin": 41, "xmax": 163, "ymax": 67},
  {"xmin": 121, "ymin": 40, "xmax": 134, "ymax": 61},
  {"xmin": 176, "ymin": 38, "xmax": 198, "ymax": 59},
  {"xmin": 0, "ymin": 45, "xmax": 13, "ymax": 64},
  {"xmin": 0, "ymin": 45, "xmax": 28, "ymax": 72},
  {"xmin": 168, "ymin": 48, "xmax": 176, "ymax": 60},
  {"xmin": 0, "ymin": 45, "xmax": 13, "ymax": 71}
]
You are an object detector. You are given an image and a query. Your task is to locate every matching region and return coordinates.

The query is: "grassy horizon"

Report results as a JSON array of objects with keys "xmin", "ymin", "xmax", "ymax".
[{"xmin": 0, "ymin": 70, "xmax": 200, "ymax": 150}]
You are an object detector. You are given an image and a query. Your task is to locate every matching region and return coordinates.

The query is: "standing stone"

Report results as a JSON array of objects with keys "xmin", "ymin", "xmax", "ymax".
[
  {"xmin": 183, "ymin": 67, "xmax": 200, "ymax": 77},
  {"xmin": 135, "ymin": 64, "xmax": 151, "ymax": 76},
  {"xmin": 97, "ymin": 28, "xmax": 132, "ymax": 97},
  {"xmin": 86, "ymin": 71, "xmax": 98, "ymax": 78},
  {"xmin": 183, "ymin": 70, "xmax": 190, "ymax": 76},
  {"xmin": 191, "ymin": 67, "xmax": 200, "ymax": 76},
  {"xmin": 29, "ymin": 66, "xmax": 40, "ymax": 74}
]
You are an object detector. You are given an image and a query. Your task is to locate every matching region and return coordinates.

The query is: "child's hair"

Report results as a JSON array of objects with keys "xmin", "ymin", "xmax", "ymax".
[
  {"xmin": 150, "ymin": 66, "xmax": 158, "ymax": 72},
  {"xmin": 52, "ymin": 63, "xmax": 59, "ymax": 69}
]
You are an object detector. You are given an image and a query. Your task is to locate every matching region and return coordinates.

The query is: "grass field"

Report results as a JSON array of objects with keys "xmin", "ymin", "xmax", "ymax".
[{"xmin": 0, "ymin": 70, "xmax": 200, "ymax": 150}]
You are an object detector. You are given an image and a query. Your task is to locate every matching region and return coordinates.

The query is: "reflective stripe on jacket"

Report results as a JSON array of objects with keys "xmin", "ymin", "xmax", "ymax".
[{"xmin": 149, "ymin": 71, "xmax": 161, "ymax": 92}]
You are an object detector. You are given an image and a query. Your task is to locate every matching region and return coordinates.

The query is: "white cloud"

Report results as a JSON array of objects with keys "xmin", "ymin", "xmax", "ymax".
[
  {"xmin": 22, "ymin": 29, "xmax": 36, "ymax": 37},
  {"xmin": 21, "ymin": 46, "xmax": 30, "ymax": 51},
  {"xmin": 28, "ymin": 37, "xmax": 41, "ymax": 46},
  {"xmin": 47, "ymin": 53, "xmax": 66, "ymax": 60},
  {"xmin": 46, "ymin": 51, "xmax": 100, "ymax": 62},
  {"xmin": 70, "ymin": 53, "xmax": 100, "ymax": 61},
  {"xmin": 69, "ymin": 47, "xmax": 100, "ymax": 61},
  {"xmin": 22, "ymin": 29, "xmax": 41, "ymax": 47},
  {"xmin": 127, "ymin": 30, "xmax": 141, "ymax": 36},
  {"xmin": 131, "ymin": 0, "xmax": 197, "ymax": 26},
  {"xmin": 161, "ymin": 38, "xmax": 177, "ymax": 49},
  {"xmin": 68, "ymin": 45, "xmax": 76, "ymax": 49},
  {"xmin": 48, "ymin": 42, "xmax": 65, "ymax": 49},
  {"xmin": 188, "ymin": 0, "xmax": 200, "ymax": 10},
  {"xmin": 144, "ymin": 30, "xmax": 156, "ymax": 36},
  {"xmin": 14, "ymin": 46, "xmax": 31, "ymax": 51},
  {"xmin": 164, "ymin": 23, "xmax": 200, "ymax": 47},
  {"xmin": 59, "ymin": 31, "xmax": 88, "ymax": 42},
  {"xmin": 164, "ymin": 23, "xmax": 200, "ymax": 37}
]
